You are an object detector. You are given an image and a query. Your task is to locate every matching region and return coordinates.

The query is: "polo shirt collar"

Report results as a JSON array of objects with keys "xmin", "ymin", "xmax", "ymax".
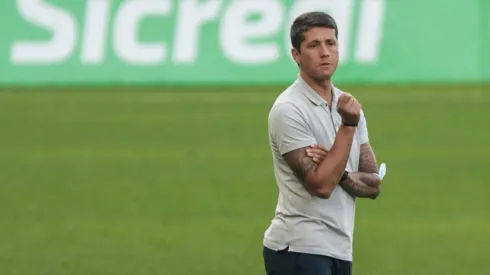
[{"xmin": 296, "ymin": 74, "xmax": 340, "ymax": 107}]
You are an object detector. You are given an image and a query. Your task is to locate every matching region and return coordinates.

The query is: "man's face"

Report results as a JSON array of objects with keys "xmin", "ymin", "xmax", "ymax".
[{"xmin": 292, "ymin": 27, "xmax": 339, "ymax": 81}]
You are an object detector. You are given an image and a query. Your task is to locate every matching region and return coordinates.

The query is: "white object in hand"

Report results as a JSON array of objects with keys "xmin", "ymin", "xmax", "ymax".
[{"xmin": 378, "ymin": 163, "xmax": 387, "ymax": 180}]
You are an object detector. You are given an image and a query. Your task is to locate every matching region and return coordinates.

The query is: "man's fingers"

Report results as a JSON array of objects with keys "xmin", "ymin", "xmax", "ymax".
[
  {"xmin": 343, "ymin": 98, "xmax": 355, "ymax": 112},
  {"xmin": 308, "ymin": 151, "xmax": 326, "ymax": 159},
  {"xmin": 315, "ymin": 149, "xmax": 328, "ymax": 157},
  {"xmin": 343, "ymin": 95, "xmax": 352, "ymax": 106},
  {"xmin": 349, "ymin": 102, "xmax": 359, "ymax": 115},
  {"xmin": 310, "ymin": 144, "xmax": 328, "ymax": 152},
  {"xmin": 308, "ymin": 146, "xmax": 328, "ymax": 156},
  {"xmin": 307, "ymin": 147, "xmax": 328, "ymax": 162},
  {"xmin": 352, "ymin": 98, "xmax": 361, "ymax": 109},
  {"xmin": 338, "ymin": 93, "xmax": 354, "ymax": 110},
  {"xmin": 307, "ymin": 151, "xmax": 323, "ymax": 159},
  {"xmin": 337, "ymin": 94, "xmax": 345, "ymax": 108},
  {"xmin": 338, "ymin": 93, "xmax": 351, "ymax": 106}
]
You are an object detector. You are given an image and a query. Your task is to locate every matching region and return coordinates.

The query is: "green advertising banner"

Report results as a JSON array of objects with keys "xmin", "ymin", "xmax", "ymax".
[
  {"xmin": 0, "ymin": 0, "xmax": 488, "ymax": 86},
  {"xmin": 482, "ymin": 0, "xmax": 490, "ymax": 81}
]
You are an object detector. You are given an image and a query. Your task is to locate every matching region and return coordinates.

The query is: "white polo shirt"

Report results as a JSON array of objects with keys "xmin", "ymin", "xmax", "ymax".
[{"xmin": 263, "ymin": 75, "xmax": 369, "ymax": 262}]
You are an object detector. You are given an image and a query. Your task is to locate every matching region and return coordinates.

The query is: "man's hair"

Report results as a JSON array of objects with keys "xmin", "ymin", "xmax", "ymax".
[{"xmin": 290, "ymin": 12, "xmax": 338, "ymax": 52}]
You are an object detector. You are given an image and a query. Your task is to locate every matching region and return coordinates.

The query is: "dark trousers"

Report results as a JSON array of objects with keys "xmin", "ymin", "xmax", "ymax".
[{"xmin": 263, "ymin": 246, "xmax": 352, "ymax": 275}]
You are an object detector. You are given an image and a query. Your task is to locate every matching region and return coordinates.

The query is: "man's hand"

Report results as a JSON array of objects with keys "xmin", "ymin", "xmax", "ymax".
[
  {"xmin": 337, "ymin": 93, "xmax": 361, "ymax": 126},
  {"xmin": 307, "ymin": 144, "xmax": 329, "ymax": 164}
]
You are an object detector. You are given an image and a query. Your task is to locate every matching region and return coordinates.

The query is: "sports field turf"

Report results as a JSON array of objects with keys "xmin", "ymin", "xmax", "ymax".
[{"xmin": 0, "ymin": 85, "xmax": 489, "ymax": 275}]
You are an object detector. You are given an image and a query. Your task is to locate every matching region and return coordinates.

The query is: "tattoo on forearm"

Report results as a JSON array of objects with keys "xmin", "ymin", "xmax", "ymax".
[
  {"xmin": 283, "ymin": 147, "xmax": 317, "ymax": 181},
  {"xmin": 340, "ymin": 173, "xmax": 380, "ymax": 199},
  {"xmin": 359, "ymin": 143, "xmax": 378, "ymax": 173}
]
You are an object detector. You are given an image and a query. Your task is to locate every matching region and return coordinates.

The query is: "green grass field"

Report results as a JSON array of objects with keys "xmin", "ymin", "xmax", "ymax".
[{"xmin": 0, "ymin": 85, "xmax": 489, "ymax": 275}]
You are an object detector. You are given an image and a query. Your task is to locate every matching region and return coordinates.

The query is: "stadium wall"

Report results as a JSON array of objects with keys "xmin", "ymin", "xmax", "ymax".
[{"xmin": 0, "ymin": 0, "xmax": 489, "ymax": 86}]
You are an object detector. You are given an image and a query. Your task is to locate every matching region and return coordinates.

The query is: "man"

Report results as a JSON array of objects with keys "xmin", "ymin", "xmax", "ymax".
[{"xmin": 263, "ymin": 11, "xmax": 383, "ymax": 275}]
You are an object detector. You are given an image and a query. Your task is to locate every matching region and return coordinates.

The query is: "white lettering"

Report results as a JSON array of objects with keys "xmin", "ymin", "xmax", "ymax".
[
  {"xmin": 287, "ymin": 0, "xmax": 354, "ymax": 63},
  {"xmin": 220, "ymin": 0, "xmax": 284, "ymax": 64},
  {"xmin": 10, "ymin": 0, "xmax": 385, "ymax": 67},
  {"xmin": 173, "ymin": 0, "xmax": 221, "ymax": 64},
  {"xmin": 113, "ymin": 0, "xmax": 171, "ymax": 65},
  {"xmin": 81, "ymin": 0, "xmax": 111, "ymax": 64},
  {"xmin": 354, "ymin": 0, "xmax": 385, "ymax": 63},
  {"xmin": 11, "ymin": 0, "xmax": 77, "ymax": 64}
]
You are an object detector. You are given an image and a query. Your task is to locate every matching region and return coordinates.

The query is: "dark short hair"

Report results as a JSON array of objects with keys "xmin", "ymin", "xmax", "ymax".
[{"xmin": 290, "ymin": 12, "xmax": 338, "ymax": 52}]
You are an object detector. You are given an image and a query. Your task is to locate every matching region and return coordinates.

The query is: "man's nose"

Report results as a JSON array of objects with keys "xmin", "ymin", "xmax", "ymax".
[{"xmin": 319, "ymin": 44, "xmax": 330, "ymax": 57}]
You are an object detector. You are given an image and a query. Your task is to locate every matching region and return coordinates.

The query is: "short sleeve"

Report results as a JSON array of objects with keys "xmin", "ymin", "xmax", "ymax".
[
  {"xmin": 357, "ymin": 109, "xmax": 370, "ymax": 145},
  {"xmin": 268, "ymin": 103, "xmax": 317, "ymax": 155}
]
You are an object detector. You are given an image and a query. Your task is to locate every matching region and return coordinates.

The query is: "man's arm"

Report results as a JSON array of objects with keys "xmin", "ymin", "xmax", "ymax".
[
  {"xmin": 358, "ymin": 142, "xmax": 379, "ymax": 174},
  {"xmin": 283, "ymin": 125, "xmax": 356, "ymax": 199},
  {"xmin": 339, "ymin": 143, "xmax": 382, "ymax": 199}
]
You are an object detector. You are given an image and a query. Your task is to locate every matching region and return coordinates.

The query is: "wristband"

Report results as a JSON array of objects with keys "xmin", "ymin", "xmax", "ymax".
[
  {"xmin": 342, "ymin": 121, "xmax": 358, "ymax": 127},
  {"xmin": 340, "ymin": 170, "xmax": 349, "ymax": 182}
]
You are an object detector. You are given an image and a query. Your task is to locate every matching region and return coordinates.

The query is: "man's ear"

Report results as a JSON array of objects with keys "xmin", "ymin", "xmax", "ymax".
[{"xmin": 291, "ymin": 48, "xmax": 300, "ymax": 65}]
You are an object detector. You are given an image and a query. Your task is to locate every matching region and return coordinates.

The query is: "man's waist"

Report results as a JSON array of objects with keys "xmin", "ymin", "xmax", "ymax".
[
  {"xmin": 264, "ymin": 219, "xmax": 353, "ymax": 246},
  {"xmin": 263, "ymin": 239, "xmax": 353, "ymax": 262}
]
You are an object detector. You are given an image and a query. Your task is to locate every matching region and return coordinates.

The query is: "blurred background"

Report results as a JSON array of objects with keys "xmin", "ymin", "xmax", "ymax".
[{"xmin": 0, "ymin": 0, "xmax": 489, "ymax": 274}]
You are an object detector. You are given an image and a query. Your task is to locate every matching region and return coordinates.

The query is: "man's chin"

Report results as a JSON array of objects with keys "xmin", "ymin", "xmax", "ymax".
[{"xmin": 313, "ymin": 73, "xmax": 332, "ymax": 82}]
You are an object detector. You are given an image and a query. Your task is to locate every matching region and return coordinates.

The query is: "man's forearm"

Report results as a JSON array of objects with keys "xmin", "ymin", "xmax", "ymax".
[
  {"xmin": 359, "ymin": 143, "xmax": 378, "ymax": 173},
  {"xmin": 339, "ymin": 142, "xmax": 382, "ymax": 199},
  {"xmin": 350, "ymin": 172, "xmax": 381, "ymax": 187},
  {"xmin": 283, "ymin": 125, "xmax": 356, "ymax": 199},
  {"xmin": 311, "ymin": 126, "xmax": 356, "ymax": 195},
  {"xmin": 340, "ymin": 172, "xmax": 381, "ymax": 199}
]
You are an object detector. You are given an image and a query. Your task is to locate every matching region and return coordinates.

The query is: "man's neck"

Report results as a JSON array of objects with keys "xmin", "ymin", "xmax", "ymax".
[{"xmin": 300, "ymin": 71, "xmax": 333, "ymax": 106}]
